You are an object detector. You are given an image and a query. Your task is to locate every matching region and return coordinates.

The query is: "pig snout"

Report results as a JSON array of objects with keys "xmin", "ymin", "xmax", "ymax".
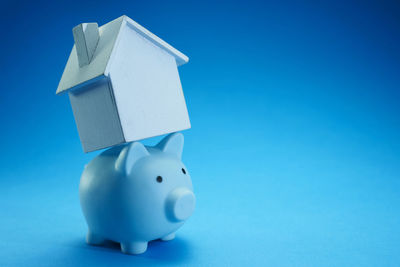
[{"xmin": 166, "ymin": 188, "xmax": 195, "ymax": 222}]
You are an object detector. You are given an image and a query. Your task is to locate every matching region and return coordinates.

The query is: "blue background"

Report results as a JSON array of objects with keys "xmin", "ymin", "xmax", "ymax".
[{"xmin": 0, "ymin": 0, "xmax": 399, "ymax": 266}]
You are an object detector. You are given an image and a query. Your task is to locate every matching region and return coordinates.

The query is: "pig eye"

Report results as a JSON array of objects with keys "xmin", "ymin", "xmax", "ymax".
[
  {"xmin": 156, "ymin": 176, "xmax": 163, "ymax": 183},
  {"xmin": 182, "ymin": 168, "xmax": 186, "ymax": 174}
]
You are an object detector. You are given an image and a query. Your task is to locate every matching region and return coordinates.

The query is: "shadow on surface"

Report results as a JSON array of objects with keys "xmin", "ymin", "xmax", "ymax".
[{"xmin": 60, "ymin": 236, "xmax": 194, "ymax": 265}]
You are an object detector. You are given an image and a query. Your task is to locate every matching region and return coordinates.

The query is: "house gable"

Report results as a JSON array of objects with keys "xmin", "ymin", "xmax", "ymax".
[{"xmin": 108, "ymin": 22, "xmax": 191, "ymax": 142}]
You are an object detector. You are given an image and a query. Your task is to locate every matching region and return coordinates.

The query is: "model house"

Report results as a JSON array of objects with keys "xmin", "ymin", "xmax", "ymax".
[{"xmin": 57, "ymin": 15, "xmax": 190, "ymax": 152}]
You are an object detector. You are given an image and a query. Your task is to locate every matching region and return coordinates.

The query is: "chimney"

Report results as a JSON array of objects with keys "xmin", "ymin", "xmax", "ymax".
[{"xmin": 73, "ymin": 23, "xmax": 100, "ymax": 67}]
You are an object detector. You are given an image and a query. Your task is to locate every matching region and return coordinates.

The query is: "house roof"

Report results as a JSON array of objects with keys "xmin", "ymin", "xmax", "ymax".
[{"xmin": 56, "ymin": 15, "xmax": 189, "ymax": 94}]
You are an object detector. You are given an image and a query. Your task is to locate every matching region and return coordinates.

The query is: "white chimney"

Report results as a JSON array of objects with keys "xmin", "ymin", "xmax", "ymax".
[{"xmin": 72, "ymin": 23, "xmax": 99, "ymax": 67}]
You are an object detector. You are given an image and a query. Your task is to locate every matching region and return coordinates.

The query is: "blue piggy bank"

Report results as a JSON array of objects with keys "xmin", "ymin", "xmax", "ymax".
[{"xmin": 79, "ymin": 133, "xmax": 195, "ymax": 254}]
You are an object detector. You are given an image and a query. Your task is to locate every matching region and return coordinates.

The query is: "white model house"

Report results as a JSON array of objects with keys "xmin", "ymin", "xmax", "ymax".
[{"xmin": 57, "ymin": 15, "xmax": 190, "ymax": 152}]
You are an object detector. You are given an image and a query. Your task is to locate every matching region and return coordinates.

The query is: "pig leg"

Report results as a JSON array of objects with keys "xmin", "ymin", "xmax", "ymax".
[
  {"xmin": 120, "ymin": 241, "xmax": 148, "ymax": 255},
  {"xmin": 86, "ymin": 230, "xmax": 105, "ymax": 245},
  {"xmin": 161, "ymin": 232, "xmax": 175, "ymax": 241}
]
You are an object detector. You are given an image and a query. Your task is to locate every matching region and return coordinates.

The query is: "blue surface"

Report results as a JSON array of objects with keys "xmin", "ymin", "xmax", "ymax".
[{"xmin": 0, "ymin": 0, "xmax": 399, "ymax": 266}]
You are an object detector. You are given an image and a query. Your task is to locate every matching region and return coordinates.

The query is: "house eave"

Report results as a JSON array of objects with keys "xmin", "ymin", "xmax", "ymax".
[
  {"xmin": 121, "ymin": 15, "xmax": 189, "ymax": 66},
  {"xmin": 56, "ymin": 74, "xmax": 107, "ymax": 95}
]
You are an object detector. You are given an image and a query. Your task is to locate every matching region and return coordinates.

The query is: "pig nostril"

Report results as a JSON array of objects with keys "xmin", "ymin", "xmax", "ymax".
[{"xmin": 181, "ymin": 168, "xmax": 186, "ymax": 174}]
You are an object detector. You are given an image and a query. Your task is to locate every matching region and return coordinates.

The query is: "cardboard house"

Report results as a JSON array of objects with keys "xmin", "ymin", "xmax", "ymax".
[{"xmin": 56, "ymin": 15, "xmax": 190, "ymax": 152}]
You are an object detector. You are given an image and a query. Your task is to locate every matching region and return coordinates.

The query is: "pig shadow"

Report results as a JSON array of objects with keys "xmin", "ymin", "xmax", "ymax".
[{"xmin": 71, "ymin": 236, "xmax": 193, "ymax": 264}]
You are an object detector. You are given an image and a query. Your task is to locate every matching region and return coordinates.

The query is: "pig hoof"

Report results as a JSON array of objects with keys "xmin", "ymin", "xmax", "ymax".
[
  {"xmin": 161, "ymin": 232, "xmax": 175, "ymax": 241},
  {"xmin": 121, "ymin": 242, "xmax": 148, "ymax": 254},
  {"xmin": 86, "ymin": 231, "xmax": 105, "ymax": 245}
]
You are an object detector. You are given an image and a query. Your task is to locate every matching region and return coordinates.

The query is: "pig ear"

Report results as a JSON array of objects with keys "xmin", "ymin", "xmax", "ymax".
[
  {"xmin": 115, "ymin": 142, "xmax": 149, "ymax": 174},
  {"xmin": 157, "ymin": 132, "xmax": 184, "ymax": 159}
]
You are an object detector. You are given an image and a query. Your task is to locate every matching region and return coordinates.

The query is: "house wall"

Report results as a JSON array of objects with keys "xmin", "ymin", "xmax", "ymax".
[
  {"xmin": 107, "ymin": 22, "xmax": 191, "ymax": 142},
  {"xmin": 69, "ymin": 78, "xmax": 125, "ymax": 152}
]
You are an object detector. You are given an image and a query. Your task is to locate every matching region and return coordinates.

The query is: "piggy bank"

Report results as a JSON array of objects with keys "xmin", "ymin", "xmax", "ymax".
[{"xmin": 79, "ymin": 133, "xmax": 195, "ymax": 254}]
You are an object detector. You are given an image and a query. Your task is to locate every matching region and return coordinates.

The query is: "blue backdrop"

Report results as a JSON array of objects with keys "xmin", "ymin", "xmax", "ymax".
[{"xmin": 0, "ymin": 0, "xmax": 399, "ymax": 266}]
